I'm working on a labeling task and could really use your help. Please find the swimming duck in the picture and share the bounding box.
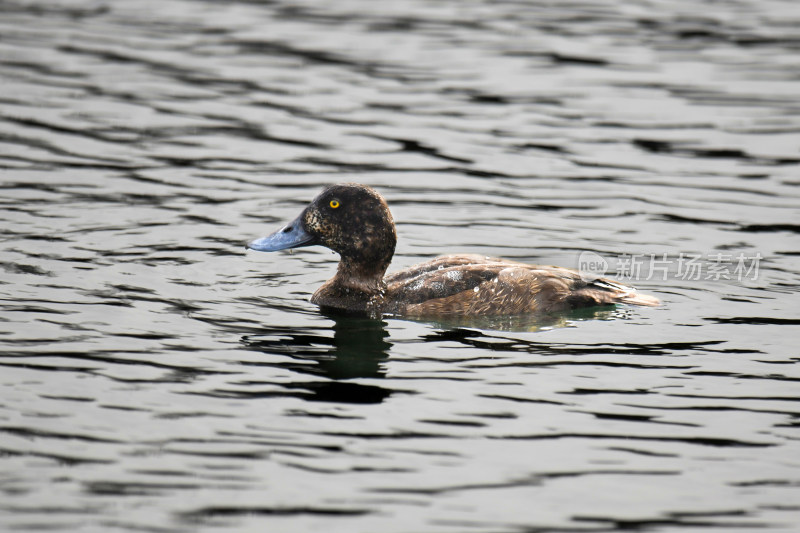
[247,183,659,318]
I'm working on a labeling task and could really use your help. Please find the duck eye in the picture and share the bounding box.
[329,200,340,209]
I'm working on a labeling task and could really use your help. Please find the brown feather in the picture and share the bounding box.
[383,255,659,318]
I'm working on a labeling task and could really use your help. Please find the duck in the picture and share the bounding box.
[246,183,659,318]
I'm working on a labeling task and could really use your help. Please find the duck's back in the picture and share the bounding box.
[382,254,658,317]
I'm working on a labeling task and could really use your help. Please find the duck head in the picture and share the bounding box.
[247,183,397,281]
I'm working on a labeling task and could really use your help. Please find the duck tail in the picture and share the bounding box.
[616,291,660,307]
[587,278,661,307]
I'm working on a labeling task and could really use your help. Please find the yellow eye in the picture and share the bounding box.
[329,200,340,209]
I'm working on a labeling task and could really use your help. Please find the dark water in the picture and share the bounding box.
[1,0,799,531]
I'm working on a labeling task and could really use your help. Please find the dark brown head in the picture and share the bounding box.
[247,183,397,279]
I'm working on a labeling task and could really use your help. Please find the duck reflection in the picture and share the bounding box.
[417,305,620,332]
[241,314,395,404]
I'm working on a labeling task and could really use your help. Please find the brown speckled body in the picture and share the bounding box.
[252,183,660,318]
[381,254,658,317]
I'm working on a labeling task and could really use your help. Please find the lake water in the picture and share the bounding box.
[1,0,799,531]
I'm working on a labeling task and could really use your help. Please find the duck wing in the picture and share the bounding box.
[384,254,658,317]
[384,255,507,307]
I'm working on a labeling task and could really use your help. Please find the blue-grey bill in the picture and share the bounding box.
[247,215,316,252]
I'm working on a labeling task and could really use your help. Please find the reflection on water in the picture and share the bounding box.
[413,305,622,332]
[1,0,799,531]
[242,315,395,403]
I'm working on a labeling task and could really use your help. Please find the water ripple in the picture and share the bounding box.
[1,0,799,532]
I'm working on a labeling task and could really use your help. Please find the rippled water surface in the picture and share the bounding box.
[2,0,800,531]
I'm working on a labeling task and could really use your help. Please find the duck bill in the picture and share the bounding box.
[247,213,316,252]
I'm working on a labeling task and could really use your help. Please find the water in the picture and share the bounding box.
[1,0,799,531]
